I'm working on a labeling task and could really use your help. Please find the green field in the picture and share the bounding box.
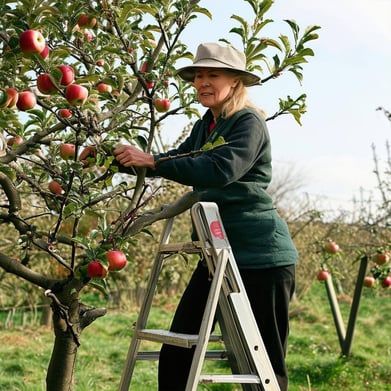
[0,283,390,390]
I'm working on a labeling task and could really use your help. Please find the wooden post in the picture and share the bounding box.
[342,255,368,356]
[324,256,368,356]
[324,273,346,350]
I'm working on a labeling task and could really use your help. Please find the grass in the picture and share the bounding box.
[0,283,390,390]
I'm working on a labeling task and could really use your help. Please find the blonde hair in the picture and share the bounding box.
[221,75,260,118]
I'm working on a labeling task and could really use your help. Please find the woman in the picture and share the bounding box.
[83,42,298,391]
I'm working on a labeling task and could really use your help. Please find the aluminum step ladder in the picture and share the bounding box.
[119,202,280,391]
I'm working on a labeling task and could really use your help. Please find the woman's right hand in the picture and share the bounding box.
[79,145,97,167]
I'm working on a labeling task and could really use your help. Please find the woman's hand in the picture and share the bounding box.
[113,145,155,169]
[79,145,97,167]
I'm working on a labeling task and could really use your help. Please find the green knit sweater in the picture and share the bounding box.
[147,108,298,269]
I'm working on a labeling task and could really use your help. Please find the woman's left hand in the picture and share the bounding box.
[112,145,155,169]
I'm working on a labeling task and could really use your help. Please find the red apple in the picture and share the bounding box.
[106,250,127,271]
[49,181,64,195]
[40,45,50,59]
[373,252,389,266]
[16,91,36,111]
[145,79,154,89]
[77,15,97,28]
[381,275,391,288]
[323,240,340,254]
[140,60,151,73]
[87,260,108,279]
[37,73,56,94]
[96,59,104,67]
[59,143,76,160]
[96,82,112,93]
[19,29,46,54]
[154,98,171,112]
[58,108,72,118]
[65,84,89,106]
[7,137,23,147]
[1,88,18,109]
[363,276,375,288]
[57,65,75,86]
[317,269,329,281]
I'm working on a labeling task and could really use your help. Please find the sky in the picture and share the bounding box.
[162,0,391,214]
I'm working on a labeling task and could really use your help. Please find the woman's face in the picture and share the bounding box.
[193,68,238,117]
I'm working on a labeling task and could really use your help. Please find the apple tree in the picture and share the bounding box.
[0,0,320,389]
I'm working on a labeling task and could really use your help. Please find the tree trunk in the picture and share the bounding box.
[46,319,78,391]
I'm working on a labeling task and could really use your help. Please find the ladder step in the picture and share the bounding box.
[159,241,203,254]
[199,374,260,384]
[137,329,222,348]
[136,350,228,361]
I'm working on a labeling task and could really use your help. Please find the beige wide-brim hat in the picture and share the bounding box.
[176,42,261,87]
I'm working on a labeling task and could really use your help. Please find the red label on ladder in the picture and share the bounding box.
[210,220,224,239]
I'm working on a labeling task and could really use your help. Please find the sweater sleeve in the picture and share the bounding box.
[152,111,269,188]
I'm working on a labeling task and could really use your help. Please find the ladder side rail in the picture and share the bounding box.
[119,217,176,391]
[223,250,281,391]
[185,249,230,391]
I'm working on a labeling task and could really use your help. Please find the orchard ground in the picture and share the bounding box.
[0,280,390,391]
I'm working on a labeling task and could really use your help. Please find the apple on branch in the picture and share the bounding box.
[57,65,75,87]
[381,275,391,288]
[372,251,390,266]
[58,108,72,118]
[77,14,97,29]
[19,29,46,55]
[106,250,128,271]
[37,73,57,95]
[40,45,50,59]
[7,137,23,147]
[96,82,112,93]
[87,260,108,279]
[16,91,36,111]
[1,88,19,109]
[323,239,340,254]
[59,143,76,160]
[48,181,64,195]
[317,269,329,282]
[154,98,171,112]
[65,84,89,106]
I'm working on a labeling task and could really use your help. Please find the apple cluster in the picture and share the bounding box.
[1,28,90,116]
[363,250,391,289]
[0,86,37,111]
[86,250,128,279]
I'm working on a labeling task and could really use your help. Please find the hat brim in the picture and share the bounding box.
[176,62,261,87]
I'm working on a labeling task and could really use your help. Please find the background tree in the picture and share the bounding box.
[0,0,320,389]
